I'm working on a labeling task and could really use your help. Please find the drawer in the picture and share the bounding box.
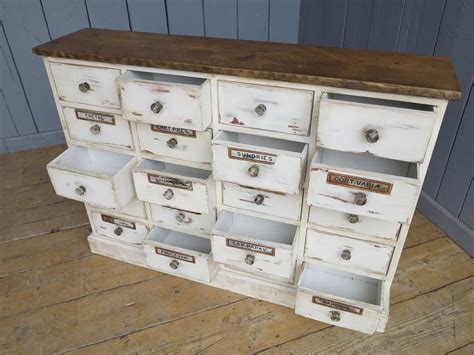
[212,211,298,280]
[117,71,211,130]
[212,131,308,195]
[307,148,420,223]
[150,204,216,234]
[50,62,120,108]
[317,93,436,162]
[308,206,401,241]
[222,182,303,221]
[295,263,385,334]
[47,146,136,209]
[218,81,314,136]
[63,107,133,150]
[137,123,212,163]
[305,229,394,277]
[143,227,215,282]
[132,159,215,214]
[90,211,148,244]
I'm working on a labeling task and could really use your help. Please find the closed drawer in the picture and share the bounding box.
[308,206,401,241]
[295,263,385,334]
[137,123,212,163]
[50,62,120,108]
[212,131,308,195]
[132,159,215,214]
[222,182,303,221]
[150,204,216,234]
[47,146,135,209]
[63,107,134,150]
[218,81,314,136]
[143,227,215,282]
[307,148,420,223]
[317,93,436,162]
[305,229,394,277]
[117,71,211,131]
[212,211,298,280]
[90,211,148,244]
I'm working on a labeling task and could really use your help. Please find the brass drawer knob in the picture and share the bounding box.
[247,165,259,177]
[75,185,86,196]
[254,194,265,205]
[167,138,178,148]
[175,212,185,223]
[347,214,359,224]
[341,249,352,260]
[169,259,179,270]
[90,124,101,135]
[330,311,341,322]
[163,188,174,200]
[365,128,379,143]
[255,104,267,116]
[245,254,255,265]
[150,101,163,114]
[354,192,367,206]
[114,227,123,236]
[78,82,90,93]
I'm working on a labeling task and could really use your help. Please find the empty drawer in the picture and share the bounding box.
[90,211,148,244]
[150,204,216,234]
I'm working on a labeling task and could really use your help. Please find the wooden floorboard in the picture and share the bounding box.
[0,145,472,354]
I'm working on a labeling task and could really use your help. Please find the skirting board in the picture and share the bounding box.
[0,130,65,153]
[417,191,474,256]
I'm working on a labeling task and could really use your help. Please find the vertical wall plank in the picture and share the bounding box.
[321,0,347,47]
[42,0,90,39]
[459,180,474,229]
[167,0,204,36]
[127,0,168,33]
[0,0,59,133]
[86,0,130,31]
[238,0,269,41]
[342,0,374,49]
[0,140,7,154]
[298,0,324,45]
[368,0,405,51]
[204,0,238,39]
[0,90,17,139]
[269,0,301,43]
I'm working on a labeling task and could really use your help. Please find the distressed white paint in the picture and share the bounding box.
[150,204,216,234]
[90,211,148,244]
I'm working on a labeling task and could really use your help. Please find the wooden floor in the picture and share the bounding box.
[0,145,472,354]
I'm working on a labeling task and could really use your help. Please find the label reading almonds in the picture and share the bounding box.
[101,214,136,230]
[150,125,197,137]
[155,247,195,263]
[147,174,193,191]
[226,238,275,256]
[312,296,364,315]
[326,172,392,195]
[75,109,115,125]
[228,148,277,165]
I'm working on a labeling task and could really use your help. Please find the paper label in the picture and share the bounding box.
[228,148,277,165]
[75,109,115,125]
[226,238,275,256]
[155,247,195,263]
[326,172,392,195]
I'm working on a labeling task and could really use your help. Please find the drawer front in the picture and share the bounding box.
[318,94,435,162]
[50,62,120,108]
[211,234,295,280]
[308,169,419,223]
[308,206,401,241]
[222,183,302,220]
[91,212,148,244]
[218,81,314,135]
[150,204,216,234]
[63,107,134,150]
[305,229,394,276]
[138,124,212,163]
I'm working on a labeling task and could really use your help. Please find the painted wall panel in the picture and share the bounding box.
[167,0,205,36]
[86,0,130,30]
[269,0,301,44]
[238,0,269,40]
[342,0,374,49]
[42,0,90,39]
[460,180,474,230]
[204,0,238,39]
[127,0,168,33]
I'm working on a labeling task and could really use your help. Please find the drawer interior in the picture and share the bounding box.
[136,159,212,180]
[214,211,297,246]
[300,263,382,306]
[119,70,207,87]
[146,227,211,254]
[215,131,306,154]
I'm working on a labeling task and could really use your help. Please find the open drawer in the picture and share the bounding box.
[117,71,211,131]
[211,211,298,280]
[212,131,308,195]
[47,145,136,209]
[295,263,386,334]
[307,148,420,223]
[143,226,215,282]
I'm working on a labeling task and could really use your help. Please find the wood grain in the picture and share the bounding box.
[32,28,461,100]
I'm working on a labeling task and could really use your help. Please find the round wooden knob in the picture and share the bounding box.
[114,227,123,236]
[354,192,367,206]
[247,165,259,177]
[90,124,101,135]
[163,188,174,200]
[347,214,359,224]
[150,101,163,114]
[341,249,352,260]
[245,254,255,265]
[75,185,86,196]
[255,104,267,116]
[169,260,179,270]
[167,138,178,148]
[175,212,185,223]
[365,128,379,143]
[78,82,90,93]
[330,311,341,322]
[254,194,265,205]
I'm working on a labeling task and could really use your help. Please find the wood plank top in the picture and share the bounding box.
[33,28,461,100]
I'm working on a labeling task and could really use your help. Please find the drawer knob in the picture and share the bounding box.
[150,101,163,114]
[90,124,101,135]
[354,192,367,206]
[163,188,174,200]
[169,259,179,270]
[254,194,265,205]
[347,214,359,224]
[114,227,123,236]
[255,104,267,116]
[167,138,178,148]
[75,185,86,196]
[175,212,185,223]
[341,249,352,260]
[365,129,379,143]
[78,82,90,93]
[330,311,341,322]
[247,165,259,177]
[245,254,255,265]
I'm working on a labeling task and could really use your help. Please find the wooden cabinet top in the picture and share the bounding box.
[33,28,461,100]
